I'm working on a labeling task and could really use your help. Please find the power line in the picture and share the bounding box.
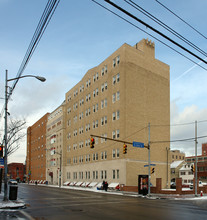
[0,0,60,121]
[155,0,207,41]
[151,134,207,144]
[125,0,207,57]
[103,0,207,65]
[91,0,207,71]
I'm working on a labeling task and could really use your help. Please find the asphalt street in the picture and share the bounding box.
[1,184,207,220]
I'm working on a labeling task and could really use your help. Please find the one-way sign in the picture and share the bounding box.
[133,141,144,148]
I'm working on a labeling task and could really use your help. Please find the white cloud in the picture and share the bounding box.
[170,100,207,157]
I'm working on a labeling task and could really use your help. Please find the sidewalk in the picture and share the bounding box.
[0,193,25,209]
[39,183,207,200]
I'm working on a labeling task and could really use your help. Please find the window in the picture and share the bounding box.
[105,98,107,107]
[101,117,104,126]
[93,90,96,97]
[96,88,99,95]
[101,100,104,109]
[113,76,116,84]
[117,169,119,179]
[96,103,98,111]
[105,65,107,73]
[112,149,116,158]
[88,79,91,86]
[112,112,116,121]
[116,130,120,138]
[112,94,116,103]
[101,84,104,92]
[117,91,120,101]
[101,68,104,76]
[113,58,116,67]
[104,151,107,159]
[117,110,120,120]
[96,72,99,80]
[117,73,120,82]
[96,120,98,128]
[93,74,96,82]
[93,121,95,129]
[117,149,120,158]
[104,82,107,90]
[112,131,116,139]
[105,170,107,179]
[105,116,107,124]
[117,56,120,65]
[113,170,116,179]
[101,152,104,160]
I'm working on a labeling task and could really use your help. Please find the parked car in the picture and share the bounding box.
[8,179,18,185]
[190,181,205,189]
[170,182,176,189]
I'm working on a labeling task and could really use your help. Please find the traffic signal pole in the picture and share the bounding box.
[148,123,151,196]
[195,120,198,196]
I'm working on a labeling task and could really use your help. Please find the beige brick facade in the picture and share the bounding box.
[63,39,170,188]
[46,104,66,185]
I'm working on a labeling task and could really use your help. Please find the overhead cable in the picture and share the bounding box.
[125,0,207,57]
[91,0,207,71]
[103,0,207,65]
[155,0,207,41]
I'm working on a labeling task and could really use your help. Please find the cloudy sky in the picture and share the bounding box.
[0,0,207,163]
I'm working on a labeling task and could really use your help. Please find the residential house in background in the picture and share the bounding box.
[8,163,25,182]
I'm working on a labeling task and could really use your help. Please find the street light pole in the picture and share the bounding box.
[3,70,46,201]
[55,151,62,188]
[4,70,9,201]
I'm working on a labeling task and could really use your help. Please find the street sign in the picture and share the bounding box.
[144,164,156,167]
[133,141,144,148]
[0,158,4,166]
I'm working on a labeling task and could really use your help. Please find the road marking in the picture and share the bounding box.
[19,210,35,220]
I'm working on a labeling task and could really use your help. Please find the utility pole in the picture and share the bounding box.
[166,147,169,188]
[148,122,151,195]
[4,70,8,201]
[195,120,198,196]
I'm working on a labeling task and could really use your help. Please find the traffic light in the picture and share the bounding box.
[151,167,155,174]
[0,145,3,157]
[123,144,127,154]
[191,165,195,172]
[90,138,95,148]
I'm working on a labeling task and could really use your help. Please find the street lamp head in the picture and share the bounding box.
[35,76,46,82]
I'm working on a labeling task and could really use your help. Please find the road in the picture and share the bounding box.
[1,184,207,219]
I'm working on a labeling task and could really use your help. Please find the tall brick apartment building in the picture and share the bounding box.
[26,113,49,181]
[63,39,170,188]
[27,38,170,188]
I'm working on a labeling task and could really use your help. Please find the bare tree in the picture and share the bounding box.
[6,118,26,156]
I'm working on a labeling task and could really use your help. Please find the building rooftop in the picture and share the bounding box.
[170,160,184,169]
